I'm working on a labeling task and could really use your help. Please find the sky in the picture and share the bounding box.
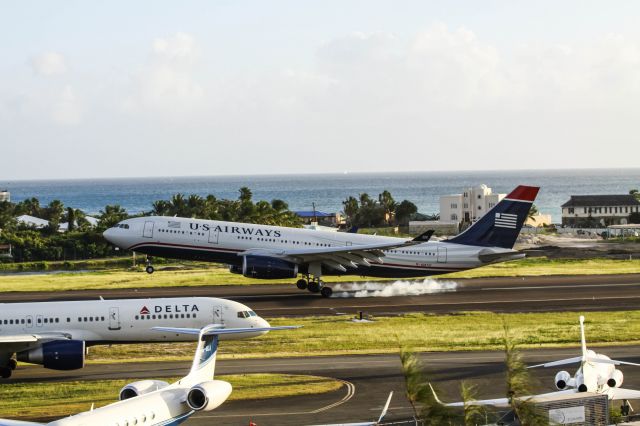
[1,0,640,180]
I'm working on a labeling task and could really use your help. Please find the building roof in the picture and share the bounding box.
[16,214,50,228]
[294,211,334,218]
[561,195,640,208]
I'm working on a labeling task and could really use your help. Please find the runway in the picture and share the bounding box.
[10,346,640,425]
[3,273,640,316]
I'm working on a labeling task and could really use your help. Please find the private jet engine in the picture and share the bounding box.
[16,340,85,370]
[119,380,170,400]
[242,255,298,279]
[554,371,571,390]
[228,265,242,274]
[607,369,624,388]
[186,380,233,411]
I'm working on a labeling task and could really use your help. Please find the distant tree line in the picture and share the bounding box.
[342,190,422,228]
[0,187,300,263]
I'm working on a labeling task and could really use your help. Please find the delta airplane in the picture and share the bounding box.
[0,297,270,379]
[432,316,640,414]
[103,185,539,297]
[0,323,297,426]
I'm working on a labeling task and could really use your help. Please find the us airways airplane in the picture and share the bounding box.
[0,324,297,426]
[103,185,539,298]
[0,297,270,379]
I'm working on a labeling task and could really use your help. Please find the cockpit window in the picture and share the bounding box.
[113,223,130,229]
[248,311,257,317]
[237,311,251,318]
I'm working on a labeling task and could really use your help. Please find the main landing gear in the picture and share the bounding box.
[0,359,17,379]
[621,399,633,417]
[145,256,155,274]
[296,277,333,298]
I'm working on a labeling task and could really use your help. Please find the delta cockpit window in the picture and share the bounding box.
[237,310,258,318]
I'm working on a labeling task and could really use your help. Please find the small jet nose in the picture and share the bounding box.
[103,228,114,242]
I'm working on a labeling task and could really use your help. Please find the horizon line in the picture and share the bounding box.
[3,166,640,184]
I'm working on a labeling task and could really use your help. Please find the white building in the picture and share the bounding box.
[440,184,505,224]
[0,190,9,202]
[561,195,640,227]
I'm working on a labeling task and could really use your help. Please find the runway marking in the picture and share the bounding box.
[198,378,356,419]
[259,295,640,311]
[482,283,640,291]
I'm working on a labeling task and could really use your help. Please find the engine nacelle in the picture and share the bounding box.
[242,255,298,279]
[17,340,85,370]
[119,380,170,400]
[555,371,571,390]
[186,380,233,412]
[228,265,243,274]
[607,369,624,388]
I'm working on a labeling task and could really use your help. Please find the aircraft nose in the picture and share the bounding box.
[256,317,270,330]
[103,228,114,242]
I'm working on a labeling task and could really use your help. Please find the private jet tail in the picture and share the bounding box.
[152,325,300,385]
[529,316,640,370]
[447,185,540,249]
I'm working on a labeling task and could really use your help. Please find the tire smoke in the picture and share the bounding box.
[331,279,458,298]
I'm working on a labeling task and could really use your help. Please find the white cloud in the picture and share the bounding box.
[30,52,67,76]
[152,32,198,62]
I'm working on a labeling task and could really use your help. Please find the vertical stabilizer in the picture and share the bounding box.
[446,185,540,249]
[579,315,588,360]
[185,326,219,385]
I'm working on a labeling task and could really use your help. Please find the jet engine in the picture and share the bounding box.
[186,380,233,411]
[119,380,170,400]
[242,255,298,279]
[607,369,624,388]
[17,340,85,370]
[554,371,571,390]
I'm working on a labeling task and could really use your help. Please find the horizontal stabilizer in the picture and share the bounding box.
[609,387,640,400]
[152,325,300,335]
[0,420,45,426]
[528,356,583,369]
[586,357,640,367]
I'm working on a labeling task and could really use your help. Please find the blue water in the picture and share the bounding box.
[3,169,640,223]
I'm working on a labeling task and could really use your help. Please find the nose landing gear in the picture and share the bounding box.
[145,256,155,274]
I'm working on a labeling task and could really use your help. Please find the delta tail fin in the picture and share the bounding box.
[446,185,540,249]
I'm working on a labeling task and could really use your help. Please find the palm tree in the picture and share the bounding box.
[528,203,539,222]
[98,205,128,229]
[460,381,486,426]
[169,193,187,216]
[378,190,397,225]
[502,319,546,425]
[342,196,359,226]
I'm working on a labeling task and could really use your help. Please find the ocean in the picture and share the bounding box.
[3,169,640,223]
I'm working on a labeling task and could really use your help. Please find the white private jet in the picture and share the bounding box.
[0,297,270,378]
[0,324,298,426]
[104,186,539,297]
[432,316,640,414]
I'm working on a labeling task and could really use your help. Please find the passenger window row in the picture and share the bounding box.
[115,411,155,426]
[135,313,197,320]
[78,316,106,322]
[159,229,205,236]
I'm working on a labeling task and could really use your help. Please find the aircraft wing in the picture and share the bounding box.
[239,240,419,272]
[0,420,45,426]
[0,333,72,353]
[608,387,640,400]
[431,383,576,407]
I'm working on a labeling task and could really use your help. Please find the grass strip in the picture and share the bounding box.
[83,311,640,363]
[0,374,342,419]
[1,257,640,292]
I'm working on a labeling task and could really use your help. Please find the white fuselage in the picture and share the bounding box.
[0,297,269,348]
[104,216,515,278]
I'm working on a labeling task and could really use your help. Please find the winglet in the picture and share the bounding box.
[413,230,434,242]
[580,315,588,360]
[377,392,393,424]
[429,383,445,405]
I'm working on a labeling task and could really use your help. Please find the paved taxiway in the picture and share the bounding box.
[3,273,640,316]
[11,346,640,425]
